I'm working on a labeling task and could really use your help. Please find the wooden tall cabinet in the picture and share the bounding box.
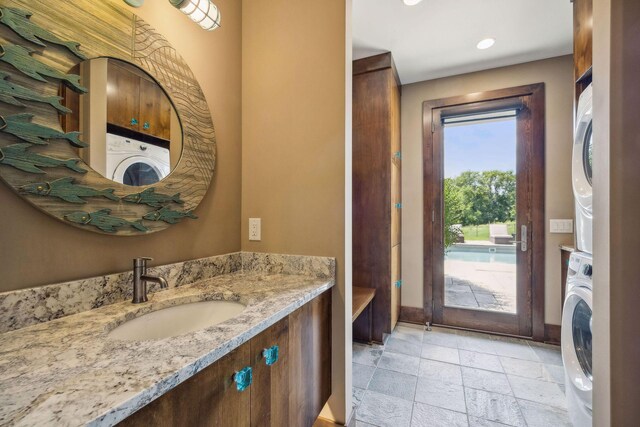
[353,52,402,343]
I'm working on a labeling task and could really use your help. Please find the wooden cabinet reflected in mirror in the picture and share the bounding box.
[60,58,182,187]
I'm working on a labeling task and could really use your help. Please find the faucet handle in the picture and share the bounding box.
[133,257,153,268]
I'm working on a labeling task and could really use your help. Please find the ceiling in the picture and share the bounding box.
[352,0,573,85]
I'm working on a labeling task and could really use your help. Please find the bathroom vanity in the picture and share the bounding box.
[0,252,334,426]
[120,291,330,427]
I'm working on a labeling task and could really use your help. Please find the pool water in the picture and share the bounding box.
[445,248,516,265]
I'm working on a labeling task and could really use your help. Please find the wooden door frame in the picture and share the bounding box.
[422,83,546,341]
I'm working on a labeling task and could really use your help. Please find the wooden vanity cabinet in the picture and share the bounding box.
[107,61,172,141]
[119,290,331,427]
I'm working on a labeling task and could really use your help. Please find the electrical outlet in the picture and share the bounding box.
[550,219,574,233]
[249,218,261,241]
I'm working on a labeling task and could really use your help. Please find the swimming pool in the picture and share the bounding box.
[445,245,516,265]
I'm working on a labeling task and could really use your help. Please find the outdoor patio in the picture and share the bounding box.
[444,258,517,313]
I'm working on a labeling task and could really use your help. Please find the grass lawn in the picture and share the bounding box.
[460,222,516,241]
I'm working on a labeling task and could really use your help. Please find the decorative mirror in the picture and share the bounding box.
[0,1,216,235]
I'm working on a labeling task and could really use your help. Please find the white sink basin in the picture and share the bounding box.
[108,300,246,341]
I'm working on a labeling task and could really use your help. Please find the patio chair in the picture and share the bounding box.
[489,224,513,244]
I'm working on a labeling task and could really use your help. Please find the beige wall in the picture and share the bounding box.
[241,0,350,422]
[592,0,611,422]
[401,55,574,325]
[594,0,640,424]
[0,0,242,291]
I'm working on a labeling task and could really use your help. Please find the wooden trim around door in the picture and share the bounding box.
[422,83,546,341]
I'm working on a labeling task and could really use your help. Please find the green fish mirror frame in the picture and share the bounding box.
[0,1,217,235]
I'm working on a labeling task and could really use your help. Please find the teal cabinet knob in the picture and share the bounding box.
[143,121,150,130]
[234,366,252,391]
[130,118,138,126]
[262,345,279,366]
[395,280,402,288]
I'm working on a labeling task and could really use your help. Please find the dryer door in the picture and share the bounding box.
[573,84,593,214]
[112,156,168,186]
[562,284,593,407]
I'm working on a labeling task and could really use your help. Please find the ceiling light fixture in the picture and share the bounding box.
[403,0,424,5]
[476,38,496,50]
[123,0,221,31]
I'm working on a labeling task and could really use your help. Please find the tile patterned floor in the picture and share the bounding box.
[353,323,570,427]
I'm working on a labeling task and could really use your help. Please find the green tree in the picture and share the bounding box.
[443,178,464,250]
[446,170,516,228]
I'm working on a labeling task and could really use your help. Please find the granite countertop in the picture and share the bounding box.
[0,271,334,427]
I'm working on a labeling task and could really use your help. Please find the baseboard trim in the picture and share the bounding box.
[544,323,561,345]
[399,306,426,325]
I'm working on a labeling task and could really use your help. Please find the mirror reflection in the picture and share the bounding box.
[60,58,182,186]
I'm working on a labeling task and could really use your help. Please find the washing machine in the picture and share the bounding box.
[106,133,170,186]
[562,251,593,427]
[573,84,593,254]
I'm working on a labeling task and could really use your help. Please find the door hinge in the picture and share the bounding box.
[432,210,435,222]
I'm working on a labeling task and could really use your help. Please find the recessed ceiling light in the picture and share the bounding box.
[477,38,496,50]
[403,0,423,5]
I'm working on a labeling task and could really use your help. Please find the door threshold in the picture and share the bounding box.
[430,323,533,341]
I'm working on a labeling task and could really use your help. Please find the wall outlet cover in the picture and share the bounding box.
[249,218,261,241]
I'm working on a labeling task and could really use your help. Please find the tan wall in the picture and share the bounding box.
[594,0,640,424]
[592,0,611,422]
[401,55,575,325]
[85,58,108,176]
[0,0,242,291]
[241,0,349,422]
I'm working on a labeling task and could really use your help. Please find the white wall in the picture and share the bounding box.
[400,55,574,325]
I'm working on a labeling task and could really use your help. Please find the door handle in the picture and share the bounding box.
[513,225,528,252]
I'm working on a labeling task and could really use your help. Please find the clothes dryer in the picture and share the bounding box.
[573,84,593,254]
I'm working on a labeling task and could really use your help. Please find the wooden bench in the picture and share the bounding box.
[352,286,376,344]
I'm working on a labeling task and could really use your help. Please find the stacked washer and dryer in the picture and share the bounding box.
[562,83,594,427]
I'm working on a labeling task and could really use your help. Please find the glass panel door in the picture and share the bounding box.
[443,115,517,314]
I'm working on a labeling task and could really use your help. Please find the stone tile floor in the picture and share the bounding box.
[445,259,517,313]
[353,323,570,427]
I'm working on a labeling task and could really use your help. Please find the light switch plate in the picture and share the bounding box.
[550,219,574,234]
[249,218,261,241]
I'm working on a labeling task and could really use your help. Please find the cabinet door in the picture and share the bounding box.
[573,0,593,81]
[391,244,401,330]
[139,77,172,140]
[250,317,289,426]
[288,290,332,427]
[107,62,140,132]
[118,341,251,427]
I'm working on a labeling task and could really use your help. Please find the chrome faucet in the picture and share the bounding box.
[132,257,168,303]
